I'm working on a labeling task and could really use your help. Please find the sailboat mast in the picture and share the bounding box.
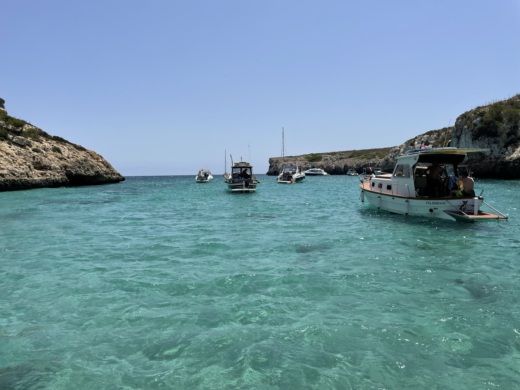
[282,127,285,159]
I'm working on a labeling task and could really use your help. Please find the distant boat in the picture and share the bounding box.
[227,161,257,193]
[277,164,305,184]
[277,127,306,184]
[304,168,329,176]
[223,150,231,182]
[346,169,359,176]
[195,169,213,183]
[360,147,508,221]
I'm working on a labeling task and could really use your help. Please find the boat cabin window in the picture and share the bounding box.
[413,162,457,197]
[393,164,411,177]
[232,167,252,179]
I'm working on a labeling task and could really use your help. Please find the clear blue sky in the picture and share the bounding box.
[2,0,520,175]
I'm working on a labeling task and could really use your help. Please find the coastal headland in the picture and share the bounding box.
[268,94,520,179]
[0,98,124,191]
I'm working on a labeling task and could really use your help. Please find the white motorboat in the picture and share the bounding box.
[359,147,508,221]
[227,161,257,193]
[304,168,329,176]
[346,169,359,176]
[195,169,213,183]
[277,164,305,184]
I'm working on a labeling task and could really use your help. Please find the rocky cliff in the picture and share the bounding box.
[451,95,520,178]
[0,98,124,191]
[267,147,392,175]
[267,94,520,178]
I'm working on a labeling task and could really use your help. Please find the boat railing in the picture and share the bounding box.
[482,200,509,219]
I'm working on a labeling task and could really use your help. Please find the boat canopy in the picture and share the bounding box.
[397,147,489,166]
[416,153,466,165]
[232,162,252,169]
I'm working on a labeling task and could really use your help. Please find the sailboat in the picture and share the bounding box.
[223,149,231,182]
[277,127,305,184]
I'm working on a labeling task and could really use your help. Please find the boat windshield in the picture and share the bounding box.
[232,167,252,178]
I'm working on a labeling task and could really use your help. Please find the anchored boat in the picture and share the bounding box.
[277,164,305,184]
[227,161,258,193]
[359,147,508,221]
[277,127,305,184]
[195,169,213,183]
[304,168,329,176]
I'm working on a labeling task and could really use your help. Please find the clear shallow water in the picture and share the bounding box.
[1,175,519,389]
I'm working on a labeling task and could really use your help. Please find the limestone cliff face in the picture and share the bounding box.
[267,94,520,178]
[451,95,520,178]
[0,98,124,191]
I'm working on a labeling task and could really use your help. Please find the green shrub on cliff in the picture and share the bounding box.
[305,153,322,162]
[0,110,26,127]
[23,127,41,141]
[0,127,8,140]
[469,96,520,144]
[346,148,392,159]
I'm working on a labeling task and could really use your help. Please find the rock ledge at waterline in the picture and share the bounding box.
[0,98,124,191]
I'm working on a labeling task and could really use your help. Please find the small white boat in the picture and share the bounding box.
[359,147,508,221]
[195,169,213,183]
[227,161,257,193]
[277,164,305,184]
[346,169,359,176]
[304,168,329,176]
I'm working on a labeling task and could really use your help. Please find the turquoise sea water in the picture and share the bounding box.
[1,175,519,389]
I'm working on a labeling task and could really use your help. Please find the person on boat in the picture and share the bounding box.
[447,165,458,192]
[458,170,475,197]
[420,140,432,150]
[427,163,443,197]
[241,169,250,180]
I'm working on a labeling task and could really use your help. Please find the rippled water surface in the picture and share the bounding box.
[1,176,519,389]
